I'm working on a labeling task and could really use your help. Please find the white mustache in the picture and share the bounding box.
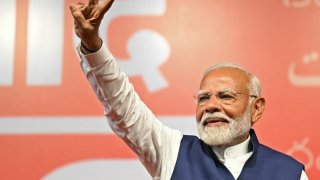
[200,112,233,126]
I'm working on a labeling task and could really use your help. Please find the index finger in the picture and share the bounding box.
[101,0,115,13]
[70,4,90,30]
[88,0,98,5]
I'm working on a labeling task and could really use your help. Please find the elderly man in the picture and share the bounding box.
[70,0,307,179]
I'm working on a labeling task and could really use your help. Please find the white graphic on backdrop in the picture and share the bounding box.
[0,116,197,135]
[287,137,320,170]
[288,51,320,86]
[27,0,64,85]
[0,0,169,89]
[284,0,320,7]
[73,0,169,91]
[117,30,170,92]
[0,0,64,86]
[99,0,169,92]
[42,160,150,180]
[0,1,16,86]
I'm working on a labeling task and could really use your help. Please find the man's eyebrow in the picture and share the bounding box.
[197,89,209,93]
[197,88,238,95]
[219,89,236,93]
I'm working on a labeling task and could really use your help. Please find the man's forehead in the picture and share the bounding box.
[200,67,250,89]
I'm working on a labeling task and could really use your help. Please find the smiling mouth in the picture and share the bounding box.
[204,118,229,126]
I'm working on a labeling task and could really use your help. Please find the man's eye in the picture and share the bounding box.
[218,93,236,100]
[198,94,210,102]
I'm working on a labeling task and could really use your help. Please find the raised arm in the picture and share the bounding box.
[69,1,183,179]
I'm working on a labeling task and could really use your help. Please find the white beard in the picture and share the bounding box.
[197,106,252,147]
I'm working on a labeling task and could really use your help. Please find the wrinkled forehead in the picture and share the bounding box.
[200,67,251,92]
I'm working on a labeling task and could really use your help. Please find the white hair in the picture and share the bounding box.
[202,63,262,97]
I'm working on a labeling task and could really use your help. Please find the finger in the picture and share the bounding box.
[69,3,85,13]
[82,4,93,17]
[69,3,78,13]
[72,2,86,15]
[101,0,115,13]
[80,5,90,17]
[70,4,90,30]
[70,4,81,32]
[88,0,98,5]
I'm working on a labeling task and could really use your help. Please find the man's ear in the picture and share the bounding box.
[250,97,265,125]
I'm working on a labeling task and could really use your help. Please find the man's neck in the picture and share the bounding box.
[212,135,251,160]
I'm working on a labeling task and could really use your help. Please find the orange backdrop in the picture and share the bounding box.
[0,0,319,179]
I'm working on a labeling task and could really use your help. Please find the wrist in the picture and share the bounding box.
[81,38,102,53]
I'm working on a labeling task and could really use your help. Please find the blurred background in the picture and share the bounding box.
[0,0,319,179]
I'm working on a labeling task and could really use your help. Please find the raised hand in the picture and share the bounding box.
[70,0,114,51]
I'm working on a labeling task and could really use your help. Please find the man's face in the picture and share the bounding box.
[196,67,253,147]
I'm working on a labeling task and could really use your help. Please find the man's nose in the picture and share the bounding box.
[204,95,222,113]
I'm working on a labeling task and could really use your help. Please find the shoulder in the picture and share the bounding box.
[257,143,304,168]
[180,135,202,144]
[179,135,203,149]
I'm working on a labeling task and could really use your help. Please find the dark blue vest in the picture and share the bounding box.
[171,129,304,180]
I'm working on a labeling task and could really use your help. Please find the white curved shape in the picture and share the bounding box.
[287,138,313,169]
[73,0,169,92]
[288,63,320,86]
[291,0,310,8]
[42,159,150,180]
[100,0,168,92]
[99,0,166,47]
[117,30,170,92]
[73,0,166,50]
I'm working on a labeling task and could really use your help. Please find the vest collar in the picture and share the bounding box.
[249,128,260,153]
[207,129,259,160]
[202,129,260,160]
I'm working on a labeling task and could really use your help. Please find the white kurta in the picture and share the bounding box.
[77,43,308,180]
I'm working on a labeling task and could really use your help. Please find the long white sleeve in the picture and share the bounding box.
[77,43,183,180]
[76,43,308,180]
